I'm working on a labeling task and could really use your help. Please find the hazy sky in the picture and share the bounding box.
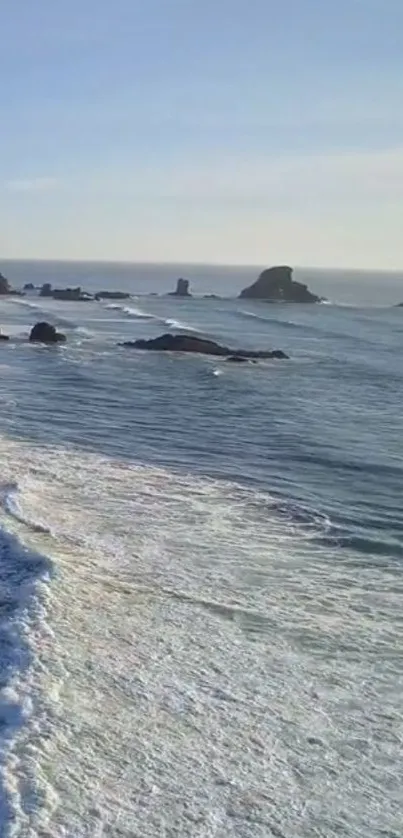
[0,0,402,267]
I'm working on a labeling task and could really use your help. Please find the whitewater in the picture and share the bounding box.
[0,261,402,837]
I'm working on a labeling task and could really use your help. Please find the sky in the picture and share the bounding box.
[0,0,402,268]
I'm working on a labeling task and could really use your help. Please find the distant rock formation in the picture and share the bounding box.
[120,332,288,359]
[0,273,11,295]
[239,266,320,303]
[29,322,66,343]
[169,278,191,297]
[0,272,21,295]
[23,282,35,291]
[52,287,92,301]
[94,291,131,300]
[0,330,9,341]
[395,302,403,307]
[40,283,92,301]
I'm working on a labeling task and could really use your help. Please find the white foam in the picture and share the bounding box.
[104,303,154,319]
[0,437,400,836]
[163,318,197,331]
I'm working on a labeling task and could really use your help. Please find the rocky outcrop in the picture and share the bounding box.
[29,322,66,343]
[94,291,131,300]
[0,272,21,295]
[23,283,35,291]
[120,332,288,359]
[0,273,11,295]
[169,279,191,297]
[52,287,92,301]
[239,266,320,303]
[40,283,53,297]
[0,331,9,341]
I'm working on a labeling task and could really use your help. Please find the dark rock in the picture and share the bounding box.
[52,287,92,301]
[29,322,66,343]
[169,278,191,297]
[23,283,35,291]
[226,355,251,363]
[0,273,22,296]
[40,283,53,297]
[0,273,12,295]
[204,294,220,299]
[395,302,403,307]
[119,332,288,359]
[239,266,321,303]
[94,291,131,300]
[0,333,10,341]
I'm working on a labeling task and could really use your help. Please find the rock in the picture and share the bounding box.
[23,283,35,291]
[204,294,220,299]
[119,332,288,359]
[226,355,251,363]
[0,273,12,295]
[395,302,403,307]
[239,266,321,303]
[169,278,191,297]
[0,332,9,341]
[52,287,92,301]
[40,283,53,297]
[94,291,131,300]
[29,322,66,343]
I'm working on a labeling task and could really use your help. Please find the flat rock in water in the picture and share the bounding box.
[119,333,288,359]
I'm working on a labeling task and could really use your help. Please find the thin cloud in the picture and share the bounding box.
[6,177,61,193]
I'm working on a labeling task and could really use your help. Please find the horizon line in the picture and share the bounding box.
[0,256,402,275]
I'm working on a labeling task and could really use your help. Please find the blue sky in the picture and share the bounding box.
[0,0,402,267]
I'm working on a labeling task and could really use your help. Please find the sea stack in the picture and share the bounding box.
[239,266,320,303]
[169,278,191,297]
[0,273,11,295]
[29,322,66,343]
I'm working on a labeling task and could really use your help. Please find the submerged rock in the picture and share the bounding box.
[95,291,131,300]
[239,266,320,303]
[226,355,255,363]
[29,322,66,343]
[120,332,288,359]
[169,278,191,297]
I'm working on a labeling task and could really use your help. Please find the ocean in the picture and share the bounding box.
[0,260,402,837]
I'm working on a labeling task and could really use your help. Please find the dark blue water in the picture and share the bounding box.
[0,261,402,836]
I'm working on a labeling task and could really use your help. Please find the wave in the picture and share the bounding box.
[0,483,51,535]
[104,303,153,319]
[0,519,53,833]
[163,318,198,332]
[104,301,199,332]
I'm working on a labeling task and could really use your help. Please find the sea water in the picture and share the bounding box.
[0,261,402,837]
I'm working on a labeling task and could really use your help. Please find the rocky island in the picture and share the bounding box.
[120,333,288,360]
[239,266,321,303]
[169,278,192,297]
